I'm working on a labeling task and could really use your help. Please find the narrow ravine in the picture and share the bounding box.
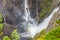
[27,6,59,38]
[20,0,60,38]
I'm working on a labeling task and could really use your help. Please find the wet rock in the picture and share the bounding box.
[3,24,17,36]
[28,0,58,23]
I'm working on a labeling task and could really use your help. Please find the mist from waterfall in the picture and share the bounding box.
[20,0,59,38]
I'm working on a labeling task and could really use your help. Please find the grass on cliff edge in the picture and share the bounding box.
[44,26,60,40]
[39,0,53,17]
[31,26,60,40]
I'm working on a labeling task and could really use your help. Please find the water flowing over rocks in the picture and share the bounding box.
[0,0,60,40]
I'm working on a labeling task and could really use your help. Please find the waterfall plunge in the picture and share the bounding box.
[21,0,59,38]
[27,7,59,38]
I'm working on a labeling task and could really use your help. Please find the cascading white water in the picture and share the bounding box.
[24,0,30,22]
[21,0,38,37]
[21,0,32,37]
[27,7,59,38]
[21,0,59,38]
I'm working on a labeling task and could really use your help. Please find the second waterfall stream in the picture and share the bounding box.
[20,0,59,38]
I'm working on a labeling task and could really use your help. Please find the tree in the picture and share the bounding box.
[11,29,20,40]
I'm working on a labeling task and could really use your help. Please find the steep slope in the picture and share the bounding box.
[46,5,60,32]
[0,0,59,40]
[28,0,59,23]
[30,0,60,40]
[0,0,58,25]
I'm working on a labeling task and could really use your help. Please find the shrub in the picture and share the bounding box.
[0,31,3,36]
[0,24,4,31]
[0,14,3,22]
[44,27,60,40]
[11,29,20,40]
[56,19,60,25]
[3,36,11,40]
[0,13,4,31]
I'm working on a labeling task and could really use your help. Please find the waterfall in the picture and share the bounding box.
[23,0,30,22]
[20,0,59,38]
[21,0,37,37]
[27,7,59,38]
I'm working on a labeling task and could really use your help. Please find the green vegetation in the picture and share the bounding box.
[0,13,20,40]
[56,19,60,25]
[40,0,53,17]
[0,31,3,36]
[31,26,60,40]
[11,29,20,40]
[0,13,3,22]
[0,13,4,36]
[44,26,60,40]
[0,13,4,31]
[0,24,4,31]
[3,36,11,40]
[39,29,46,35]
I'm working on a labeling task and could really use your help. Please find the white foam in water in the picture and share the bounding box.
[23,0,30,22]
[21,0,59,38]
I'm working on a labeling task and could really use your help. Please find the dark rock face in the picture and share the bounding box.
[20,37,29,40]
[3,24,17,36]
[1,0,25,25]
[28,0,42,18]
[28,0,37,18]
[28,0,55,23]
[0,0,56,25]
